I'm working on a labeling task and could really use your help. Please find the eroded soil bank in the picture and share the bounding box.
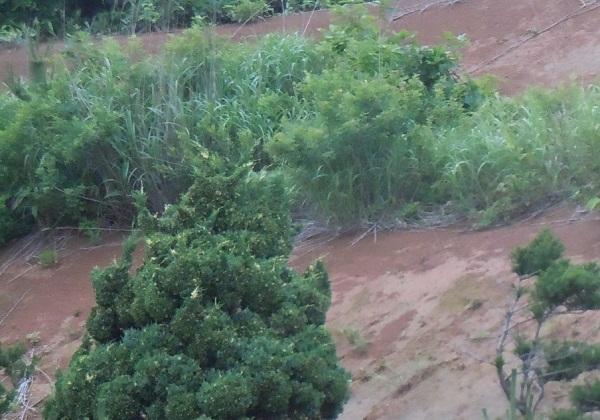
[1,0,600,418]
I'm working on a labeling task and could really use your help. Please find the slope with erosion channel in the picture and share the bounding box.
[1,0,600,418]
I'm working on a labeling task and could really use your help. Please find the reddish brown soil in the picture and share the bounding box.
[292,206,600,419]
[1,0,600,418]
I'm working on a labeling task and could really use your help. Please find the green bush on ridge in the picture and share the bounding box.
[267,8,485,227]
[0,27,319,244]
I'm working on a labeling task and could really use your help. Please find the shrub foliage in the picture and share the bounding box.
[0,341,37,416]
[2,4,600,243]
[496,229,600,418]
[43,156,350,419]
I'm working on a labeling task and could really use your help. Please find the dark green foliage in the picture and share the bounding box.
[513,334,532,364]
[534,261,600,312]
[0,0,358,35]
[497,230,600,416]
[550,408,588,420]
[510,229,565,276]
[543,341,600,382]
[571,380,600,413]
[43,157,350,419]
[0,194,31,247]
[0,85,100,227]
[512,228,600,318]
[267,68,476,226]
[266,6,485,226]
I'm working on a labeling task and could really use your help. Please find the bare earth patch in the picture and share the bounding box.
[1,0,600,418]
[292,206,600,419]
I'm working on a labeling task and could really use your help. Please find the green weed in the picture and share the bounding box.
[340,328,369,354]
[38,248,59,266]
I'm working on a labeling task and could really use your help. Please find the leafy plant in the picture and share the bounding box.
[267,19,479,227]
[0,341,38,417]
[38,248,59,266]
[78,219,101,242]
[340,328,368,354]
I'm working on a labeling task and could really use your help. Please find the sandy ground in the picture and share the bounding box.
[1,0,600,418]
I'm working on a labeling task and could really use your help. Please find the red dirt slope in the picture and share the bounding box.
[1,0,600,418]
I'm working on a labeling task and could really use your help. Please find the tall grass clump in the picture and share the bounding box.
[266,4,485,227]
[437,84,600,227]
[0,25,319,243]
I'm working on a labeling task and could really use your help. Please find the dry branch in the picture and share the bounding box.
[0,290,30,327]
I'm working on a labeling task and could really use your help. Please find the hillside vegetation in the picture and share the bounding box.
[1,4,599,243]
[1,2,600,418]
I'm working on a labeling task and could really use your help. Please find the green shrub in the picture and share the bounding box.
[550,408,588,420]
[0,26,320,237]
[38,248,59,266]
[0,341,37,416]
[267,23,479,226]
[571,380,600,413]
[510,228,565,276]
[43,156,350,419]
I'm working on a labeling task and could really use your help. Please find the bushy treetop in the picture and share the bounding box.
[44,155,350,419]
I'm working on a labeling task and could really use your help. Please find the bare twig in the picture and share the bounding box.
[457,348,492,365]
[496,281,523,405]
[35,367,53,385]
[0,290,30,327]
[6,265,37,285]
[0,232,41,277]
[302,0,321,36]
[351,225,376,245]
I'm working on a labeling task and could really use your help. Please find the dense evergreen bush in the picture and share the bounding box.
[43,156,350,419]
